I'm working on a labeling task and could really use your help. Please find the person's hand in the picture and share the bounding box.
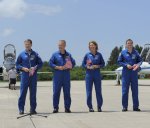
[55,66,64,70]
[132,64,137,68]
[133,64,140,71]
[127,65,133,69]
[87,66,94,70]
[63,66,68,70]
[64,66,72,70]
[29,67,36,72]
[22,67,30,72]
[93,65,100,69]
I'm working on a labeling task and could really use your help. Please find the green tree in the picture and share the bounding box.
[134,44,143,54]
[107,46,120,66]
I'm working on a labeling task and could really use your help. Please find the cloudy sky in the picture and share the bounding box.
[0,0,150,65]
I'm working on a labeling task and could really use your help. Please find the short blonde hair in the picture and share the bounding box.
[59,40,66,45]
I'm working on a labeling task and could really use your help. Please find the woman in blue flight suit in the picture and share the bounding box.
[117,39,142,112]
[82,41,105,112]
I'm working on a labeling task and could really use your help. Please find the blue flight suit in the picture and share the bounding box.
[16,50,43,112]
[117,48,142,109]
[82,52,105,109]
[49,51,76,109]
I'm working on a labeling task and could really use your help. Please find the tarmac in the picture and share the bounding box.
[0,80,150,128]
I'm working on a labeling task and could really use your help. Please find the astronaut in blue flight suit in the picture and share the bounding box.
[49,40,76,113]
[118,39,142,112]
[16,39,43,115]
[82,41,105,112]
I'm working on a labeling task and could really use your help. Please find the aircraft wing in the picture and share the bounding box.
[101,71,116,73]
[37,72,52,74]
[101,71,119,76]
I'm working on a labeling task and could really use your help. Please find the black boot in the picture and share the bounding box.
[89,108,94,112]
[122,108,128,112]
[53,108,59,113]
[30,110,37,115]
[133,108,141,112]
[65,108,71,113]
[19,110,24,115]
[98,107,102,112]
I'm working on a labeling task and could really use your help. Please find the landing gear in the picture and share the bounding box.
[116,74,121,86]
[117,80,120,85]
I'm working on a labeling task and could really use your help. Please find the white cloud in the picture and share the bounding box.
[0,0,62,19]
[0,0,27,19]
[29,5,62,16]
[0,28,15,37]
